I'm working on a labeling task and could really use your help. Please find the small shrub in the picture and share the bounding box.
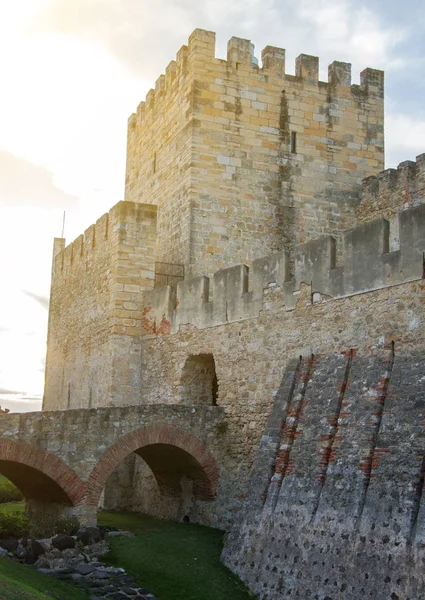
[0,511,31,539]
[0,479,23,504]
[55,514,80,536]
[29,510,81,538]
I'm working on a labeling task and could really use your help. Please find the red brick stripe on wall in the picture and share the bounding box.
[0,439,86,505]
[85,425,220,506]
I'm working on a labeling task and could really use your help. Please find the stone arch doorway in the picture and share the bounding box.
[86,425,219,523]
[0,439,85,529]
[180,353,218,405]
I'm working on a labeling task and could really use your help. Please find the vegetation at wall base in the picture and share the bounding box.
[99,511,254,600]
[0,511,30,539]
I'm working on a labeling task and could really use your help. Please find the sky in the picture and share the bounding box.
[0,0,424,412]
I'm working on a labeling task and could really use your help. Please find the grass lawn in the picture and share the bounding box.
[99,511,254,600]
[0,558,89,600]
[0,501,25,513]
[0,475,23,504]
[0,503,253,600]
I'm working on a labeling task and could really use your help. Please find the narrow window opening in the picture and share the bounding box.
[290,131,297,154]
[152,152,157,174]
[212,373,218,406]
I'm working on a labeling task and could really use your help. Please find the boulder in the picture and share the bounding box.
[76,526,102,545]
[0,539,18,552]
[24,538,45,564]
[52,533,76,550]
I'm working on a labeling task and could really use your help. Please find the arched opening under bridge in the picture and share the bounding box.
[89,425,219,524]
[0,440,85,534]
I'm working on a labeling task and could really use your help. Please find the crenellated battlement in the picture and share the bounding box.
[142,203,425,335]
[52,212,109,277]
[357,153,425,224]
[51,202,158,280]
[125,28,385,278]
[361,153,425,202]
[128,28,383,129]
[127,43,189,131]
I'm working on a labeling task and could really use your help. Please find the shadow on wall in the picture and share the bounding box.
[100,443,214,523]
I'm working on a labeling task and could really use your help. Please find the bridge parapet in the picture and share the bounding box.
[0,404,225,480]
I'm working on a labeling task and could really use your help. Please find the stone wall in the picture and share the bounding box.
[125,29,384,278]
[142,203,425,334]
[43,201,157,410]
[138,279,425,517]
[125,42,193,270]
[357,153,425,250]
[221,350,425,600]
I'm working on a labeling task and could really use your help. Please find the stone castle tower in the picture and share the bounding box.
[36,28,425,600]
[125,28,384,277]
[43,28,387,412]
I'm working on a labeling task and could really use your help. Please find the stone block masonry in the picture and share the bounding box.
[142,202,425,334]
[125,29,384,278]
[358,152,425,250]
[44,201,157,410]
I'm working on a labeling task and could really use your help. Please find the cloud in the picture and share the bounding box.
[386,113,425,168]
[33,0,198,78]
[22,290,49,311]
[33,0,406,78]
[295,0,406,71]
[0,388,25,395]
[0,151,78,208]
[0,394,42,413]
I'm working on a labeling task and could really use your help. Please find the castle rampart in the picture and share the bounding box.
[141,202,425,334]
[125,28,384,278]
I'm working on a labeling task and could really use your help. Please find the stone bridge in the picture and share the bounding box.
[0,404,225,525]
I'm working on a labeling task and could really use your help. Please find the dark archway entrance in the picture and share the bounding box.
[180,354,218,406]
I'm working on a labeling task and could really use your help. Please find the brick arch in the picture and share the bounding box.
[0,439,85,505]
[85,425,220,507]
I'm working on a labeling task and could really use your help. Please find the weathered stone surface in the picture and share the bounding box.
[222,351,425,599]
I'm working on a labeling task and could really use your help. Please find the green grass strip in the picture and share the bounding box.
[0,559,89,600]
[99,511,254,600]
